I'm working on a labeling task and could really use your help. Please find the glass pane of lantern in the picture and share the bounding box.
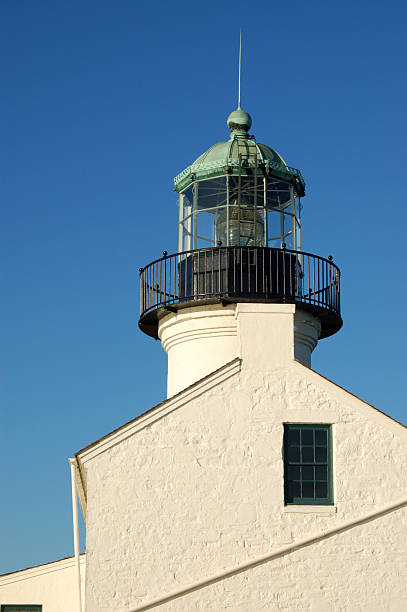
[229,176,255,207]
[196,177,227,210]
[264,177,296,248]
[195,210,215,248]
[265,177,291,210]
[181,219,192,252]
[180,186,194,252]
[183,185,194,209]
[221,176,265,247]
[281,211,294,249]
[215,205,264,247]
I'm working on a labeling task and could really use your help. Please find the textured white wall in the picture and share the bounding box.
[0,555,86,611]
[135,507,407,612]
[80,331,407,612]
[158,304,238,397]
[159,303,321,396]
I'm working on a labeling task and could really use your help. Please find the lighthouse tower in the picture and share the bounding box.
[139,106,342,397]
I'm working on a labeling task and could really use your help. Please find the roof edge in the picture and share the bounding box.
[0,553,86,581]
[76,357,242,466]
[174,156,304,194]
[293,359,407,431]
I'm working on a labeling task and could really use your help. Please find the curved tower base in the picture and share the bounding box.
[159,303,321,397]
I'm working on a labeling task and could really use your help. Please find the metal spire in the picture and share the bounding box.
[238,29,242,109]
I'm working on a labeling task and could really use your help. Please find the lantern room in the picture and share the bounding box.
[139,106,342,342]
[175,108,305,252]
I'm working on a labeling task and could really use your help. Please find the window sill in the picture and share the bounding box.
[284,505,337,514]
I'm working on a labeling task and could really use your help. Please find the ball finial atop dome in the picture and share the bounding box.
[227,107,252,135]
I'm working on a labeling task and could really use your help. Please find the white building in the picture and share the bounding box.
[2,106,406,612]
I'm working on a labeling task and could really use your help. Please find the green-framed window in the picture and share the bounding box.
[284,424,333,505]
[1,606,42,611]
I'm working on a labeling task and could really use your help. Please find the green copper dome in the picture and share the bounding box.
[174,108,305,196]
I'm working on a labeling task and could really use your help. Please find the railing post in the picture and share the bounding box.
[139,268,144,316]
[173,253,177,304]
[163,251,168,307]
[328,256,333,309]
[282,243,286,301]
[218,246,221,295]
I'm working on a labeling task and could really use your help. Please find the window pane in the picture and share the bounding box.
[315,446,327,463]
[315,429,327,445]
[286,481,301,501]
[302,446,314,463]
[287,428,300,445]
[287,465,301,480]
[301,429,314,445]
[315,465,327,481]
[302,482,314,497]
[292,481,301,497]
[315,481,328,498]
[287,445,300,462]
[302,465,314,481]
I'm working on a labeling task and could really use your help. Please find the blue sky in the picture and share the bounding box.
[1,0,407,574]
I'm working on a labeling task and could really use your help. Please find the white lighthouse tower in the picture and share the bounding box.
[139,105,342,397]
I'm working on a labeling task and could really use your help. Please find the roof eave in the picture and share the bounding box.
[75,357,242,494]
[174,163,305,195]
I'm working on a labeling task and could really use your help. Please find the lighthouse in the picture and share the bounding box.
[139,105,342,396]
[4,102,407,610]
[2,28,407,611]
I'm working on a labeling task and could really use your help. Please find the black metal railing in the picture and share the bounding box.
[139,247,341,339]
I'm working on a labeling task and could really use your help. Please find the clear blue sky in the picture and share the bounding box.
[2,0,407,574]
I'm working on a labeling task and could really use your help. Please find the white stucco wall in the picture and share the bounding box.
[78,305,407,611]
[133,507,407,611]
[0,554,86,611]
[158,304,238,397]
[159,304,320,397]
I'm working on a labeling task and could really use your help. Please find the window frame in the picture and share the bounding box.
[283,423,333,506]
[1,606,42,612]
